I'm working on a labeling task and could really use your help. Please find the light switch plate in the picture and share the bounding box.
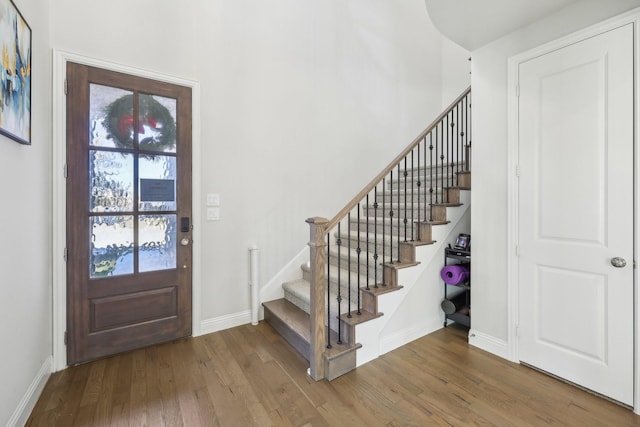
[206,193,220,206]
[207,207,220,221]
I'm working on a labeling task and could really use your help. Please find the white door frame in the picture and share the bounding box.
[507,10,640,413]
[51,50,202,371]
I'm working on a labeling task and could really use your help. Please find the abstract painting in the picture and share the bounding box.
[0,0,31,144]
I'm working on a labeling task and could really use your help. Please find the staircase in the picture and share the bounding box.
[263,87,471,380]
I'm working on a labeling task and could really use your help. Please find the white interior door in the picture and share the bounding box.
[518,23,634,406]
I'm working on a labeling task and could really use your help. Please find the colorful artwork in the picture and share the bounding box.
[0,0,31,144]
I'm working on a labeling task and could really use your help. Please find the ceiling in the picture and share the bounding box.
[424,0,583,50]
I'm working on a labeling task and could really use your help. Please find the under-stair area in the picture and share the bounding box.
[263,87,472,381]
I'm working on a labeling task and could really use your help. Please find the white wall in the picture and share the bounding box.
[195,0,446,321]
[0,0,52,425]
[198,0,451,321]
[49,1,451,328]
[441,38,470,109]
[470,0,640,343]
[50,1,198,80]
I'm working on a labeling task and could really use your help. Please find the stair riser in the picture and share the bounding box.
[391,164,465,177]
[398,162,467,175]
[348,218,434,235]
[458,171,471,189]
[372,192,446,204]
[283,278,358,313]
[362,210,445,225]
[361,210,453,224]
[334,232,418,249]
[361,207,452,219]
[263,304,310,361]
[328,252,382,277]
[380,184,463,194]
[284,289,310,314]
[329,243,421,275]
[333,237,403,259]
[345,220,430,237]
[385,174,463,187]
[332,232,403,248]
[303,266,378,296]
[283,288,355,344]
[366,190,460,210]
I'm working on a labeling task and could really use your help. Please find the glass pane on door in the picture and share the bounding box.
[139,154,176,211]
[90,84,134,149]
[138,94,177,153]
[139,214,177,272]
[90,215,134,277]
[90,150,134,212]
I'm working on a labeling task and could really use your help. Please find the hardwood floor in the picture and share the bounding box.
[27,323,638,426]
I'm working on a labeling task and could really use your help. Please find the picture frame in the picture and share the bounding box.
[0,0,31,145]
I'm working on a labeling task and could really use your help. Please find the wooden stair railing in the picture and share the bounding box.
[306,87,472,380]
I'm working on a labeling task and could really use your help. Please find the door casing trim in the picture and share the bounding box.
[52,49,202,371]
[507,9,640,413]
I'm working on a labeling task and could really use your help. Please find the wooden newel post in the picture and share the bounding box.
[306,217,328,381]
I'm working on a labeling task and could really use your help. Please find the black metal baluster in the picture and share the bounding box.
[397,163,401,262]
[432,127,437,220]
[381,174,393,287]
[366,194,370,291]
[457,103,461,181]
[374,186,379,288]
[410,150,414,241]
[356,205,361,315]
[337,223,342,344]
[464,96,468,170]
[440,121,445,205]
[426,135,430,222]
[450,110,455,194]
[442,116,447,204]
[403,157,408,242]
[468,94,472,171]
[417,142,421,229]
[388,170,393,265]
[347,214,352,318]
[326,232,332,349]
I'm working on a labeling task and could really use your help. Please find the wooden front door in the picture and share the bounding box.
[66,63,192,365]
[517,24,634,405]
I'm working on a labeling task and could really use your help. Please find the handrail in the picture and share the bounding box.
[324,86,471,231]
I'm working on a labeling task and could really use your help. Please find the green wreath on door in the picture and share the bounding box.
[104,94,176,151]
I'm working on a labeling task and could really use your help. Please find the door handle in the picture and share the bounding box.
[180,238,190,246]
[611,257,627,268]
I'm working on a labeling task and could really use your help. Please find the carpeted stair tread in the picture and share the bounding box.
[348,216,443,231]
[284,275,373,327]
[334,228,408,244]
[283,278,312,314]
[365,202,462,209]
[301,262,379,291]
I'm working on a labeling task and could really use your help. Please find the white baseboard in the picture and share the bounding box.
[468,329,510,360]
[379,318,443,355]
[7,356,52,427]
[199,310,252,336]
